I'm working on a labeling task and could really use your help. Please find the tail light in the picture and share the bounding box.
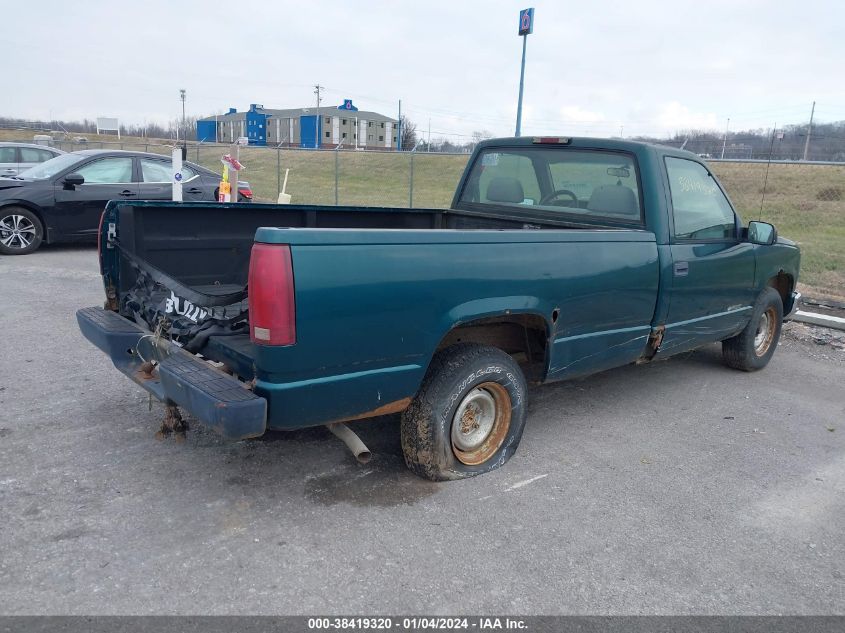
[248,243,296,346]
[238,187,253,200]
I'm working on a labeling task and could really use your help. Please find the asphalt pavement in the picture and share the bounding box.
[0,246,843,615]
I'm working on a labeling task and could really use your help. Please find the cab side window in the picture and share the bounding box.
[666,157,736,240]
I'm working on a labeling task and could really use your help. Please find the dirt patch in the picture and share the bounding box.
[782,322,845,361]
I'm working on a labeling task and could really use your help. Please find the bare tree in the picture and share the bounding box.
[400,115,417,150]
[471,130,494,144]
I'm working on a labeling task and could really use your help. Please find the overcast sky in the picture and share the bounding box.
[6,0,845,141]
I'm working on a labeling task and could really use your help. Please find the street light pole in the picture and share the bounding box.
[180,89,187,159]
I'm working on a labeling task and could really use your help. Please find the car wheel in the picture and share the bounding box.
[722,287,783,371]
[401,343,527,481]
[0,207,43,255]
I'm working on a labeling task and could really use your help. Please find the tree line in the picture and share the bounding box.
[4,113,844,160]
[0,115,198,141]
[635,120,845,161]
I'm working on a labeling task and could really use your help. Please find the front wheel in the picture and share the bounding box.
[722,287,784,371]
[0,207,43,255]
[401,343,527,481]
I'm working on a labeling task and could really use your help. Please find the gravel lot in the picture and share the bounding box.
[0,246,843,615]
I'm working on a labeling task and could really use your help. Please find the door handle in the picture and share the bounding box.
[674,261,689,277]
[186,187,202,194]
[119,190,136,197]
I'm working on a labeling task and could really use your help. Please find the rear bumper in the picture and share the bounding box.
[76,307,266,440]
[784,291,801,321]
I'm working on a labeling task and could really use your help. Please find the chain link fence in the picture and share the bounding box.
[7,136,843,295]
[42,139,471,208]
[192,144,470,208]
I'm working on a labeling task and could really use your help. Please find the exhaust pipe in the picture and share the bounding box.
[327,423,372,464]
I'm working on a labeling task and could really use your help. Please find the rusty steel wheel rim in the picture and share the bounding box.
[754,306,777,356]
[450,381,512,466]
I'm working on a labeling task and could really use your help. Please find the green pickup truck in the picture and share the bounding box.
[77,136,800,481]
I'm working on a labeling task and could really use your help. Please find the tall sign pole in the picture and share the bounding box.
[515,8,534,137]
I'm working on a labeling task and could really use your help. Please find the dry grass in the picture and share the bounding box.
[711,162,845,296]
[193,146,470,209]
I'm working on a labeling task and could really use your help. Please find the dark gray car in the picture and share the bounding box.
[0,149,252,255]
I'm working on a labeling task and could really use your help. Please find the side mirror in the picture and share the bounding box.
[63,173,84,189]
[748,220,777,246]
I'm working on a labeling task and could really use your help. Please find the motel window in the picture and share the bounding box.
[325,117,331,124]
[379,135,384,142]
[325,131,330,138]
[342,132,347,139]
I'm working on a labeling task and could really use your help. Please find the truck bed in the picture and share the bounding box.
[108,201,592,379]
[110,200,617,292]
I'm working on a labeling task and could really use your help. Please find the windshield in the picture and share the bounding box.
[18,153,85,180]
[459,147,642,223]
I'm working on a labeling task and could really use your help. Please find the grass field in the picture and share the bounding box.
[3,130,842,296]
[711,162,845,298]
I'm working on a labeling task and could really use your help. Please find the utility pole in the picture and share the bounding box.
[314,84,324,149]
[802,101,815,161]
[428,118,431,152]
[515,8,535,137]
[720,117,730,159]
[397,100,402,151]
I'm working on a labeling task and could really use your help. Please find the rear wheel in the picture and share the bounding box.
[401,343,527,481]
[0,207,43,255]
[722,287,783,371]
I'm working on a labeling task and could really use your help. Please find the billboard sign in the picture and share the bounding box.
[96,116,120,138]
[338,99,359,111]
[518,8,534,35]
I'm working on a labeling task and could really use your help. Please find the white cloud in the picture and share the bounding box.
[560,106,605,124]
[654,102,720,133]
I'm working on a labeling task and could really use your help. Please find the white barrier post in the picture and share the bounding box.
[172,146,183,201]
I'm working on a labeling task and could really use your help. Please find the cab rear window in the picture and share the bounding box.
[460,148,642,223]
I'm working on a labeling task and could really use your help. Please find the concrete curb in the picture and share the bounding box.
[793,310,845,331]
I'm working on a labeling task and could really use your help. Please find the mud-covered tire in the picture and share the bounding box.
[722,287,784,371]
[401,343,527,481]
[0,207,43,255]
